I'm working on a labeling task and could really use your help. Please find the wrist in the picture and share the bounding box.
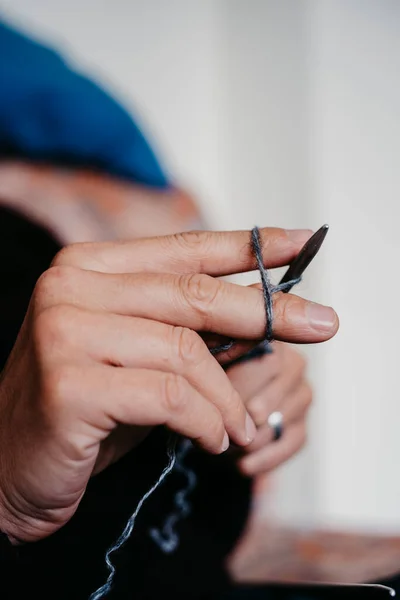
[0,511,22,546]
[0,486,24,546]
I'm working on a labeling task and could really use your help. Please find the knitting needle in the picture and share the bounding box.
[278,224,329,292]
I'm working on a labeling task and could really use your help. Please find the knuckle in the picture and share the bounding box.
[52,245,80,267]
[173,327,204,367]
[34,304,80,353]
[273,292,291,325]
[162,373,189,416]
[273,293,303,331]
[53,241,117,272]
[173,230,211,252]
[43,364,76,411]
[180,273,221,327]
[250,401,269,427]
[34,265,79,310]
[157,229,213,272]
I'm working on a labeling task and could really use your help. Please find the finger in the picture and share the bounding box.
[52,227,313,276]
[246,347,307,425]
[245,381,312,452]
[52,308,256,447]
[56,364,230,455]
[227,347,281,402]
[34,267,339,344]
[239,422,306,476]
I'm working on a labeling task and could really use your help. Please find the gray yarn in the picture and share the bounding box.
[249,226,301,351]
[89,226,301,598]
[89,437,177,600]
[211,226,300,361]
[149,438,196,553]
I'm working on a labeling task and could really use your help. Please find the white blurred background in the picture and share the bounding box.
[2,0,400,533]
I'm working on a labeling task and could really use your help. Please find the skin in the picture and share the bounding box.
[0,227,338,544]
[228,342,311,476]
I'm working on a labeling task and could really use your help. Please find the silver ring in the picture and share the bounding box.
[267,411,284,441]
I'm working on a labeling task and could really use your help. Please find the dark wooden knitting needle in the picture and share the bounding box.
[278,224,329,292]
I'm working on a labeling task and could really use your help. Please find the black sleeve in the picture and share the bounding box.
[0,531,18,562]
[0,532,19,599]
[0,206,61,588]
[0,205,61,370]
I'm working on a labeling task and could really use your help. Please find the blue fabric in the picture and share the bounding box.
[0,21,170,188]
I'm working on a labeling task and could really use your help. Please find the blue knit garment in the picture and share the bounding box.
[0,20,169,188]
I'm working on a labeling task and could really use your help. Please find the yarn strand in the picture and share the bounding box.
[89,436,177,600]
[149,438,196,553]
[211,226,301,360]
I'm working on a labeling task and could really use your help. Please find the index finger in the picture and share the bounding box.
[53,227,312,276]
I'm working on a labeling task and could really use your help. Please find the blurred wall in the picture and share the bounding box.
[2,0,400,531]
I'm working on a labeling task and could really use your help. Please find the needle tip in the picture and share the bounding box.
[315,223,329,241]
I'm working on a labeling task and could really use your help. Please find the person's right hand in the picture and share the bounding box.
[0,228,338,544]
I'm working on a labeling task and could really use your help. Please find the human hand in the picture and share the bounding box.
[0,228,338,543]
[227,343,312,476]
[0,162,203,244]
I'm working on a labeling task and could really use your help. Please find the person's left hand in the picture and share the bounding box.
[227,342,312,477]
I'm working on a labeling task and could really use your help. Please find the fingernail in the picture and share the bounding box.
[285,229,313,244]
[306,302,337,331]
[221,432,230,453]
[245,413,257,444]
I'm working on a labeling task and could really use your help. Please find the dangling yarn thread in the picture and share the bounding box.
[149,438,196,553]
[89,437,177,600]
